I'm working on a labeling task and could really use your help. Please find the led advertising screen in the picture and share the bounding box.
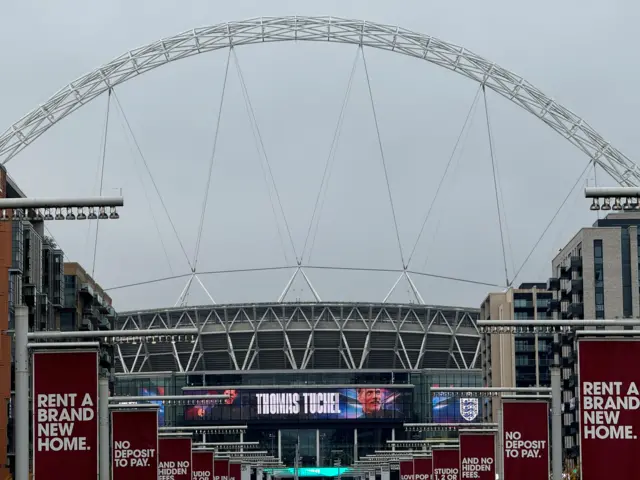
[138,386,166,426]
[431,384,480,424]
[182,387,410,423]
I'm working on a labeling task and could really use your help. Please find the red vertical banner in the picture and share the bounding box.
[432,448,459,480]
[578,338,640,480]
[112,408,159,479]
[214,458,230,480]
[459,431,495,480]
[502,400,549,480]
[413,457,432,480]
[193,451,214,480]
[229,462,241,480]
[400,460,414,480]
[159,437,192,480]
[32,350,99,480]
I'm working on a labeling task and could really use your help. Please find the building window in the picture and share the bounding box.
[621,228,633,317]
[594,240,605,319]
[514,298,532,308]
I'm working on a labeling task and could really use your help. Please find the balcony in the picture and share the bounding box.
[562,356,574,367]
[563,376,576,389]
[559,266,571,279]
[547,277,560,291]
[570,256,583,270]
[570,279,583,293]
[568,303,584,319]
[548,299,560,311]
[79,283,95,298]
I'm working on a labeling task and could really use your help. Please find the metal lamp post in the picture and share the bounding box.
[0,196,124,480]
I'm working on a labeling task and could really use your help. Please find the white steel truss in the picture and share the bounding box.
[113,302,481,373]
[0,16,636,186]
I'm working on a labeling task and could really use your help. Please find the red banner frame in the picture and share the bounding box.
[193,451,214,480]
[32,350,99,480]
[459,431,495,480]
[578,338,640,480]
[400,460,414,480]
[214,458,229,480]
[502,400,549,480]
[111,408,159,480]
[413,457,432,480]
[229,462,241,480]
[159,437,192,480]
[433,447,459,480]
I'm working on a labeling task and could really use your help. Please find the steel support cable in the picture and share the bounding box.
[231,49,290,265]
[406,85,483,268]
[193,49,232,271]
[113,99,175,276]
[421,90,481,273]
[533,176,585,281]
[111,91,194,272]
[483,89,517,278]
[231,49,299,264]
[103,264,502,292]
[510,159,593,286]
[91,89,112,278]
[483,85,510,286]
[304,265,506,288]
[301,47,361,264]
[84,92,112,260]
[361,47,406,268]
[105,265,294,293]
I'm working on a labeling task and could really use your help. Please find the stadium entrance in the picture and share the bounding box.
[114,369,483,471]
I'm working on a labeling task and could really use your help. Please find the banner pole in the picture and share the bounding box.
[497,402,504,480]
[15,305,29,480]
[551,334,563,480]
[99,373,110,480]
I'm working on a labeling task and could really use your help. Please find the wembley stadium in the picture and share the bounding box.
[2,11,627,478]
[112,301,483,470]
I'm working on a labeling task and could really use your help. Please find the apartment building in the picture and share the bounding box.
[479,282,553,422]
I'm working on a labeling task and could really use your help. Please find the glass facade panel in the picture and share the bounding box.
[594,240,605,319]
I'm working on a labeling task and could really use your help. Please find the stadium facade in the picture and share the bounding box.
[114,302,484,470]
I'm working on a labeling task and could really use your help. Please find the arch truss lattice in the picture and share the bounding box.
[0,16,637,187]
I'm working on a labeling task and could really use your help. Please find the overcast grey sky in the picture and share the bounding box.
[1,0,638,312]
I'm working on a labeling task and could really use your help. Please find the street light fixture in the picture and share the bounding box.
[0,196,123,220]
[585,187,640,211]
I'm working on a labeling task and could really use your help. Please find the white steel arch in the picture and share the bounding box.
[0,16,637,185]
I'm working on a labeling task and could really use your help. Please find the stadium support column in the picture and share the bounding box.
[354,428,358,460]
[99,373,110,480]
[15,305,29,480]
[391,428,395,451]
[278,430,282,461]
[551,333,562,480]
[316,430,320,466]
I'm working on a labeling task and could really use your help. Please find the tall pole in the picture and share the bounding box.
[15,305,29,480]
[551,333,563,480]
[294,437,299,480]
[99,373,110,480]
[497,401,504,480]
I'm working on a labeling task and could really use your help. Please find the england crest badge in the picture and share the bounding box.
[459,397,479,422]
